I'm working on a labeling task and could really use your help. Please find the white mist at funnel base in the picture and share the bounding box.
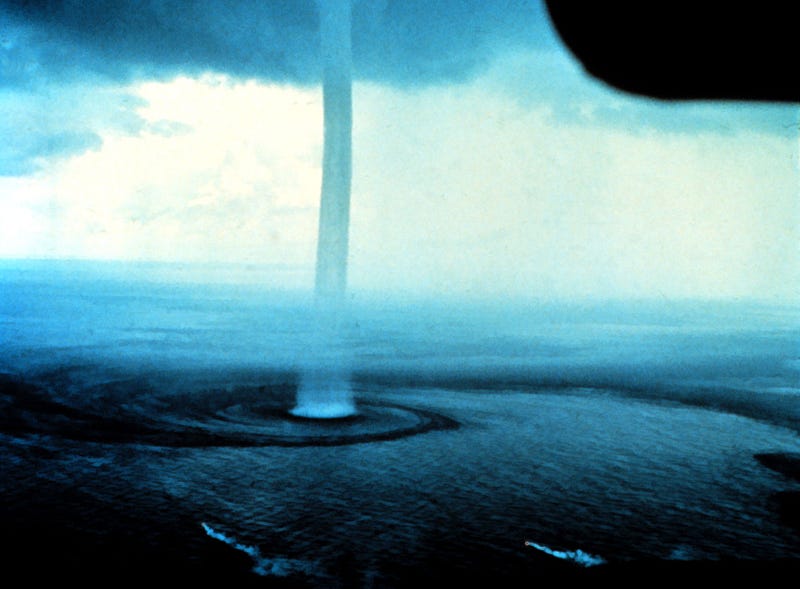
[291,369,355,418]
[290,302,357,419]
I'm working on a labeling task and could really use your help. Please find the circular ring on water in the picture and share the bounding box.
[1,380,459,448]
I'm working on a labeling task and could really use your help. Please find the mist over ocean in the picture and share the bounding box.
[1,259,798,585]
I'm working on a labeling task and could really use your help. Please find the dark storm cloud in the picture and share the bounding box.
[0,77,147,175]
[0,127,100,175]
[3,1,792,176]
[495,51,800,139]
[1,0,554,87]
[0,0,554,174]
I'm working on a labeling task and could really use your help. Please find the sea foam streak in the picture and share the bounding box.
[525,541,606,567]
[201,522,313,577]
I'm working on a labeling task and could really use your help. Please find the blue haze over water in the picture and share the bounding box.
[1,259,799,583]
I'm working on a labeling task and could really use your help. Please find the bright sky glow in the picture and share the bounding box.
[1,21,797,301]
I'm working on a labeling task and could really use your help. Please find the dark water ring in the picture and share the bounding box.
[0,377,459,448]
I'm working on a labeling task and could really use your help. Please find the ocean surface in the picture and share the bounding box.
[1,260,798,585]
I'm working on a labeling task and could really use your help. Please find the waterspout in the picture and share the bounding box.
[292,0,356,419]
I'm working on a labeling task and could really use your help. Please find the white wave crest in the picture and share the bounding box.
[524,541,606,567]
[201,522,314,577]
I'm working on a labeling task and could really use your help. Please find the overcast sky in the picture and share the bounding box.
[1,1,797,301]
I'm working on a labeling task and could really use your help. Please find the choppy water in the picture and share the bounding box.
[1,260,799,584]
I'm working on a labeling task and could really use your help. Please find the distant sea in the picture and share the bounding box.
[1,259,798,585]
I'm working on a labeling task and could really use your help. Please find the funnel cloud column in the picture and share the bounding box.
[315,0,352,301]
[292,0,356,419]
